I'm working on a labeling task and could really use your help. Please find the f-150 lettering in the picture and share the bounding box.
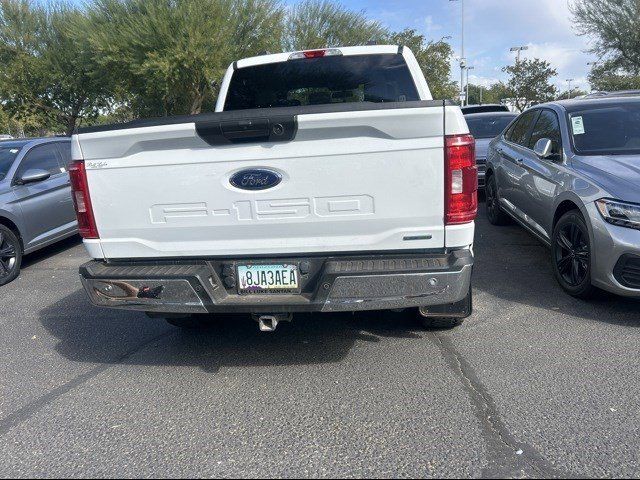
[150,195,375,224]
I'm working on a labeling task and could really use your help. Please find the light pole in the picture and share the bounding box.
[566,78,574,99]
[466,66,475,106]
[450,0,465,105]
[510,46,529,64]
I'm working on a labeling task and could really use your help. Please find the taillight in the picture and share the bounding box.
[445,134,478,225]
[288,48,343,60]
[68,160,99,239]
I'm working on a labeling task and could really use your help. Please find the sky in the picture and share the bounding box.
[331,0,596,92]
[65,0,596,93]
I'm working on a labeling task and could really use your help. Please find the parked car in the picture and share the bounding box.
[0,137,76,286]
[464,110,517,188]
[71,45,477,330]
[485,96,640,298]
[582,90,640,99]
[461,104,510,115]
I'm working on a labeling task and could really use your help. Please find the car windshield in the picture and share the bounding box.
[0,146,20,180]
[569,102,640,155]
[466,114,516,139]
[224,53,420,111]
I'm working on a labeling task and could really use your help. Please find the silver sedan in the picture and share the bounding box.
[0,137,77,286]
[485,95,640,298]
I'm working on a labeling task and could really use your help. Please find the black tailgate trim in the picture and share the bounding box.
[77,100,452,135]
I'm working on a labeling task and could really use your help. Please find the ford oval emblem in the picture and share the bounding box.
[230,169,282,190]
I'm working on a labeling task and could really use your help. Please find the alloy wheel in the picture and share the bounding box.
[555,222,590,287]
[0,230,17,279]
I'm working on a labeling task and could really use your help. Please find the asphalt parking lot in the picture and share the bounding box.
[1,203,639,478]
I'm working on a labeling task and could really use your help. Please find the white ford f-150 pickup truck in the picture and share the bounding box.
[71,45,477,331]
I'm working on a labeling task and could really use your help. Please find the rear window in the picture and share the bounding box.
[224,54,420,111]
[466,114,517,139]
[568,102,640,155]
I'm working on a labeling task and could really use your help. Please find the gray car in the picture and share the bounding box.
[485,96,640,298]
[0,137,77,285]
[464,110,518,188]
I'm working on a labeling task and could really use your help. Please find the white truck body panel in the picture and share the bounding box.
[77,106,463,259]
[75,45,476,318]
[73,46,473,261]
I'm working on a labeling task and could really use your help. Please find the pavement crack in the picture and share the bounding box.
[429,332,571,479]
[0,330,174,437]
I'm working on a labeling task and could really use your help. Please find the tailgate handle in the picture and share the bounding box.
[195,115,297,146]
[221,119,270,142]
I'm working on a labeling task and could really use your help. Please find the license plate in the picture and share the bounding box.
[237,264,300,294]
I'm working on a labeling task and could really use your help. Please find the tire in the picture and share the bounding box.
[165,315,215,329]
[418,288,471,330]
[0,224,22,287]
[485,174,511,226]
[551,210,595,299]
[420,316,464,330]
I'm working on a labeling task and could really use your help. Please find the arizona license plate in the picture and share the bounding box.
[237,264,300,294]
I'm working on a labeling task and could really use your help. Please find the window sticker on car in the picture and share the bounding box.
[571,116,585,135]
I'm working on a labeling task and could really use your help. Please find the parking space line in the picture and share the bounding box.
[0,330,175,437]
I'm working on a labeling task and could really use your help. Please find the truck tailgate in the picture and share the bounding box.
[75,102,450,259]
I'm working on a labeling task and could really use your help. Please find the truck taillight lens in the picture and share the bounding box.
[69,160,99,239]
[445,134,478,225]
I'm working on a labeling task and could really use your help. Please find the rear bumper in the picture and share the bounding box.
[79,249,474,314]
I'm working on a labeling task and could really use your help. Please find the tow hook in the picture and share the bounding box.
[252,313,293,332]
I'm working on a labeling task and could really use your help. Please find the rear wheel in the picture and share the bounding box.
[485,174,511,226]
[0,225,21,287]
[419,316,464,330]
[552,210,595,299]
[418,288,472,330]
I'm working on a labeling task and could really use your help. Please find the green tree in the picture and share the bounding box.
[389,29,458,100]
[80,0,284,118]
[557,88,589,100]
[464,82,514,106]
[470,82,512,105]
[572,0,640,92]
[489,83,510,104]
[0,0,110,135]
[284,0,388,51]
[587,60,640,92]
[572,0,640,75]
[502,58,558,111]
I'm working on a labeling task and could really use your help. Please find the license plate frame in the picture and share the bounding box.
[237,263,301,295]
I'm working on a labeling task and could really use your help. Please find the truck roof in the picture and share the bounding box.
[235,45,404,69]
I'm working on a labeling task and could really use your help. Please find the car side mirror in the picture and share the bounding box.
[18,168,51,185]
[534,138,554,159]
